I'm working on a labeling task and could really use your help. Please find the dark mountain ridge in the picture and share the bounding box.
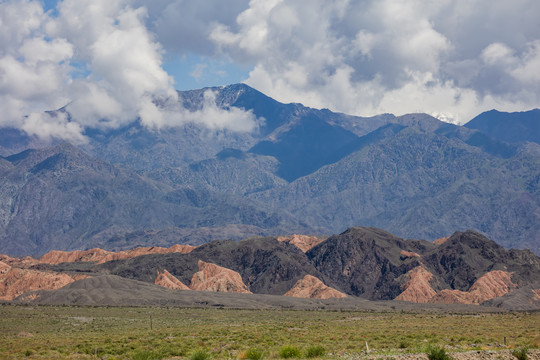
[465,109,540,145]
[422,230,540,291]
[15,226,540,310]
[250,113,366,181]
[100,237,326,296]
[249,126,540,252]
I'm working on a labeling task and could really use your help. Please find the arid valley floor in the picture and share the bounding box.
[1,304,538,360]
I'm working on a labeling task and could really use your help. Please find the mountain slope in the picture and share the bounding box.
[306,227,417,300]
[249,123,540,253]
[16,227,540,310]
[82,84,392,172]
[0,84,539,255]
[0,144,311,256]
[100,236,329,296]
[306,227,540,303]
[146,150,287,196]
[465,109,540,145]
[249,114,365,181]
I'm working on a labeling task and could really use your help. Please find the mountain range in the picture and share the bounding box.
[0,83,539,256]
[2,227,539,310]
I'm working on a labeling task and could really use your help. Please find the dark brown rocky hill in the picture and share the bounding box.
[10,227,539,310]
[99,237,328,296]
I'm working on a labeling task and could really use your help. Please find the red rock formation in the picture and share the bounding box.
[468,270,517,299]
[118,245,195,259]
[0,261,11,275]
[168,244,197,253]
[395,266,437,303]
[189,260,252,294]
[40,248,111,264]
[39,244,196,265]
[0,255,39,268]
[284,275,347,299]
[430,270,516,305]
[154,270,190,290]
[400,250,421,258]
[277,235,326,252]
[0,268,87,300]
[433,237,450,245]
[429,289,470,304]
[533,289,540,301]
[396,268,517,305]
[0,255,19,265]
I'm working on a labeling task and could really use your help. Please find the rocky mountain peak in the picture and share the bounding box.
[154,270,190,291]
[395,266,437,303]
[190,260,252,294]
[284,274,347,299]
[277,234,326,252]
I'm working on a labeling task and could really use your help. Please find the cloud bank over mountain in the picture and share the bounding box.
[1,0,539,141]
[208,0,540,123]
[0,0,257,142]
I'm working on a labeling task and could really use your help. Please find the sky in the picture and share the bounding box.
[1,0,540,143]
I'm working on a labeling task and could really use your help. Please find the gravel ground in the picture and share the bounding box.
[352,349,540,360]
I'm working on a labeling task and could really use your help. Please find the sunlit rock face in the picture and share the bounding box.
[189,260,252,294]
[284,275,347,299]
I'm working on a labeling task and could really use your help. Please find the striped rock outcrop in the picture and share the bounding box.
[284,275,347,299]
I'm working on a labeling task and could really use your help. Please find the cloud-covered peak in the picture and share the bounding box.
[0,0,258,143]
[210,0,540,124]
[1,0,539,141]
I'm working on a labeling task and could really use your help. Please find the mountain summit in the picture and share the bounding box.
[0,84,539,255]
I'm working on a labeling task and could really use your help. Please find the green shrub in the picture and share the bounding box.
[305,345,325,358]
[398,341,409,349]
[244,347,264,360]
[426,345,452,360]
[191,349,212,360]
[132,350,162,360]
[279,345,301,359]
[512,348,529,360]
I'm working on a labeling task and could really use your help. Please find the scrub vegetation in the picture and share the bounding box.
[0,305,538,359]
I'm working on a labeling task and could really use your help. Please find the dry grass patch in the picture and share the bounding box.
[0,305,538,359]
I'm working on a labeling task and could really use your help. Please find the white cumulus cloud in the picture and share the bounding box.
[209,0,540,123]
[2,0,540,140]
[140,89,260,133]
[0,0,258,143]
[48,0,177,131]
